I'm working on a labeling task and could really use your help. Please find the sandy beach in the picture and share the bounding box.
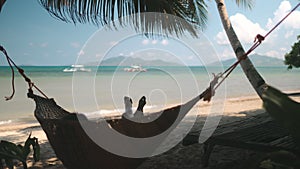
[1,93,300,169]
[2,0,300,168]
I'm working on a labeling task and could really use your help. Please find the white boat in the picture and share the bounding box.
[63,65,91,72]
[124,65,147,72]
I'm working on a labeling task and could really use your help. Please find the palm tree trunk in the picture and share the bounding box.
[215,0,267,98]
[0,0,6,12]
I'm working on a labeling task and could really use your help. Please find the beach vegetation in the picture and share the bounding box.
[0,134,40,169]
[284,35,300,69]
[259,150,300,169]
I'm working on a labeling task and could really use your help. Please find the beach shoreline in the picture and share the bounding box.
[1,92,300,169]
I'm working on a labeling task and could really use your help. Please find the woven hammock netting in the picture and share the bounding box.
[27,89,206,169]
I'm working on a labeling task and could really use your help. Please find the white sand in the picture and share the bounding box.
[0,92,299,169]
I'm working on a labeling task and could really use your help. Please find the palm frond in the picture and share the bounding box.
[39,0,208,37]
[234,0,254,10]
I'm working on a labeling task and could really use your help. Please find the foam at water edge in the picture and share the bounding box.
[81,105,159,120]
[0,120,12,125]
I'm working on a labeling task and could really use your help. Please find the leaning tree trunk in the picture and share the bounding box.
[215,0,267,98]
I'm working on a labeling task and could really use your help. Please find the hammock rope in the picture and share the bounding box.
[0,2,299,102]
[213,1,300,92]
[0,46,48,100]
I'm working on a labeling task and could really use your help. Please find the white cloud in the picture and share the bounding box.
[215,1,300,60]
[218,48,235,60]
[266,1,291,29]
[280,47,287,52]
[215,13,266,45]
[215,2,300,45]
[285,11,300,29]
[213,0,300,62]
[264,50,282,59]
[216,31,229,45]
[285,30,294,38]
[267,1,300,29]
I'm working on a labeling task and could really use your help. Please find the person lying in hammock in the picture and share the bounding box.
[134,96,146,118]
[122,96,146,120]
[122,96,134,118]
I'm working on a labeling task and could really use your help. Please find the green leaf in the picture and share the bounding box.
[22,134,33,159]
[0,134,40,168]
[32,137,40,162]
[234,0,254,9]
[284,35,300,69]
[38,0,209,37]
[0,141,24,161]
[22,134,41,162]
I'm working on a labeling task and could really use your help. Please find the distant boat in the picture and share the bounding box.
[63,65,91,72]
[124,65,147,72]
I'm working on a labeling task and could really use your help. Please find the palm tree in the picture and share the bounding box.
[214,0,266,97]
[0,0,266,98]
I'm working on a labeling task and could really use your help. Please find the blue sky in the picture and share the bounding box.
[0,0,299,66]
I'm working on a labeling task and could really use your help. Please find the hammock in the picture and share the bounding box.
[262,86,300,146]
[1,45,218,169]
[21,70,299,169]
[27,84,211,169]
[27,92,145,169]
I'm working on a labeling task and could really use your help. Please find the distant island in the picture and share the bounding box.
[210,54,285,67]
[87,56,181,66]
[84,54,285,67]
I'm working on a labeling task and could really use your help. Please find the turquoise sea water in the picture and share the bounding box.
[0,66,299,123]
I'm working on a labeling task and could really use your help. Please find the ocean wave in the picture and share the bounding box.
[0,120,12,125]
[81,105,159,119]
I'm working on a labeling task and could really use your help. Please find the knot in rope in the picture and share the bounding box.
[0,45,5,52]
[203,73,222,102]
[254,34,265,44]
[208,2,300,101]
